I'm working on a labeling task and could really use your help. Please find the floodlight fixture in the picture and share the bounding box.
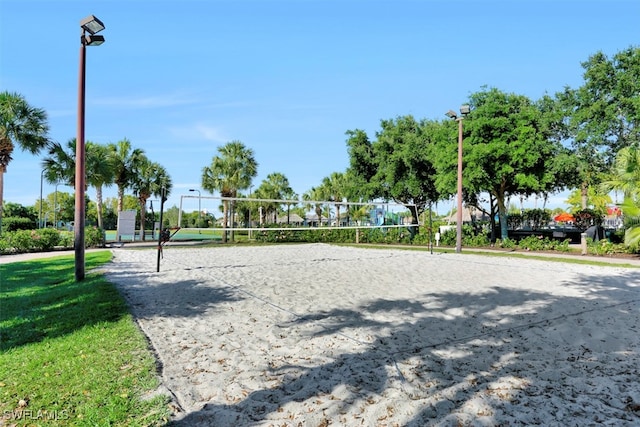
[445,110,457,119]
[80,15,105,35]
[83,34,105,46]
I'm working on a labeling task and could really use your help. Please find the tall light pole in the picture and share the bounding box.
[39,169,45,228]
[248,185,254,239]
[54,182,61,229]
[445,104,470,253]
[75,15,105,281]
[189,189,202,228]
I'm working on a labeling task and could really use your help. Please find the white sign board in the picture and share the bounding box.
[117,210,137,241]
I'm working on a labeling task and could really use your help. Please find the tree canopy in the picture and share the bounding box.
[346,115,442,222]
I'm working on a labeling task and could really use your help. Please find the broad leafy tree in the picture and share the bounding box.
[450,87,575,239]
[346,115,443,225]
[563,46,640,207]
[0,91,50,231]
[108,138,146,213]
[201,140,257,242]
[130,156,172,240]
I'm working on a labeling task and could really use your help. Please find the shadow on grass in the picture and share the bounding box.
[0,252,122,351]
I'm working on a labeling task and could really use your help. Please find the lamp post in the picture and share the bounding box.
[248,185,253,236]
[445,104,470,253]
[189,189,201,230]
[75,15,105,281]
[39,169,45,228]
[54,182,61,229]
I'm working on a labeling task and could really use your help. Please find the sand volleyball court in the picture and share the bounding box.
[104,243,640,426]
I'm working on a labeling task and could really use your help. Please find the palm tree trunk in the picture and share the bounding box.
[117,186,125,212]
[139,198,147,241]
[96,185,104,229]
[222,200,228,243]
[0,167,5,234]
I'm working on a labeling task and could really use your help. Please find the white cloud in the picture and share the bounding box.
[93,93,197,109]
[167,123,228,143]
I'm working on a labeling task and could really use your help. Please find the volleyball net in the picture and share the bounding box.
[172,194,420,241]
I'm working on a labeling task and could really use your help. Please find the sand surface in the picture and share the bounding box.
[104,243,640,426]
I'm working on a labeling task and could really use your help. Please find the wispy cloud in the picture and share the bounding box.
[93,92,198,109]
[168,123,228,143]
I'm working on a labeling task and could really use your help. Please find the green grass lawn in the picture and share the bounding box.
[0,252,170,426]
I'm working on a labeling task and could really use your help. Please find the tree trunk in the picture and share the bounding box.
[229,200,235,242]
[496,194,509,240]
[0,167,4,234]
[117,186,125,212]
[581,181,588,209]
[489,194,497,244]
[96,185,104,229]
[222,199,228,243]
[139,198,147,241]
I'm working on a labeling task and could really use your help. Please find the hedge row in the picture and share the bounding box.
[0,227,105,255]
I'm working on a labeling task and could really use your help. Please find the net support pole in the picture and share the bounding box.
[156,187,167,273]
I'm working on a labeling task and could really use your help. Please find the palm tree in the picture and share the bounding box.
[86,142,114,229]
[0,91,50,231]
[42,139,115,229]
[108,138,146,212]
[131,156,172,240]
[602,146,640,248]
[322,172,347,226]
[601,145,640,200]
[303,186,327,226]
[201,141,257,242]
[256,172,295,223]
[41,139,75,187]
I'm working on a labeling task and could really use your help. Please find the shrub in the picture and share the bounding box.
[587,238,627,256]
[573,208,603,231]
[0,227,97,254]
[2,216,35,232]
[85,226,106,248]
[6,230,34,252]
[496,238,517,249]
[58,231,74,248]
[34,228,60,250]
[517,235,547,251]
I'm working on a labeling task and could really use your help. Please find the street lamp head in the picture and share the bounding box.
[80,15,105,35]
[189,188,197,192]
[445,110,458,120]
[83,34,105,46]
[460,104,471,115]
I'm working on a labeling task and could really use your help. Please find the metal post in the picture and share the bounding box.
[455,117,463,253]
[157,187,167,272]
[54,183,59,229]
[39,169,45,228]
[74,38,87,281]
[75,14,105,281]
[429,201,433,255]
[178,195,184,227]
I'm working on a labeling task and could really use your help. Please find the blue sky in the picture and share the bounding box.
[1,0,638,215]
